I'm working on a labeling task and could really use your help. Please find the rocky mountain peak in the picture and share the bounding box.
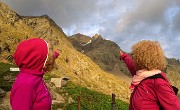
[92,33,103,41]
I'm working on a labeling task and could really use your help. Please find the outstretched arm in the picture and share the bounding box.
[119,51,136,76]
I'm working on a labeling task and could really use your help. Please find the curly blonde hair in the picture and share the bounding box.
[131,40,166,71]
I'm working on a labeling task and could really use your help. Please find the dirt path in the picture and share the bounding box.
[0,92,11,110]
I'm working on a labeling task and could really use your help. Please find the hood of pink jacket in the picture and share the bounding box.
[14,38,48,72]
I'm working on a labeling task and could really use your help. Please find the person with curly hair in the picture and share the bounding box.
[120,40,180,110]
[10,38,59,110]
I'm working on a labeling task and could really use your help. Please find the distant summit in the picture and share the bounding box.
[92,33,103,40]
[69,33,131,76]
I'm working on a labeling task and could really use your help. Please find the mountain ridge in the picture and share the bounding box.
[0,1,131,109]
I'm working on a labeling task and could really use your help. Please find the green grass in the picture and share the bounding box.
[62,82,129,110]
[0,62,18,91]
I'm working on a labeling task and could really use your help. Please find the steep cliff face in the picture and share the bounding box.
[0,1,130,107]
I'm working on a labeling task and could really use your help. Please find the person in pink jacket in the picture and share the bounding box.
[10,38,59,110]
[119,40,180,110]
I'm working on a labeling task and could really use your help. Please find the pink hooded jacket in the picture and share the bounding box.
[120,53,180,110]
[10,38,51,110]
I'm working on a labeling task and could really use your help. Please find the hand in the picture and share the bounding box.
[119,50,124,57]
[53,49,60,59]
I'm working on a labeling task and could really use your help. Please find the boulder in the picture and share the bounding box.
[50,77,69,88]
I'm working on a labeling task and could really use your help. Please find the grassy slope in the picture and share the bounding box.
[51,81,129,110]
[64,82,128,110]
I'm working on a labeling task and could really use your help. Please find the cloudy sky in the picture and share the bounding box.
[2,0,180,59]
